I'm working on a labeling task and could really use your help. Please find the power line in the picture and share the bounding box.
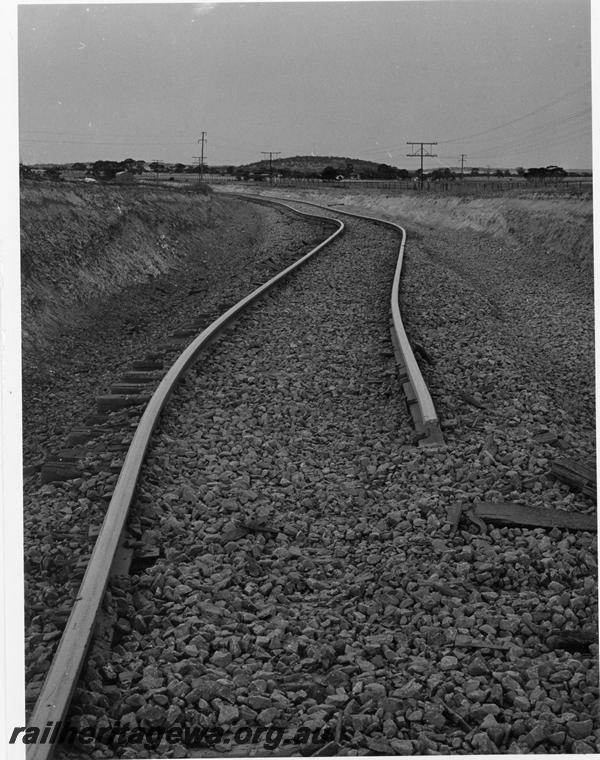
[466,120,592,162]
[261,151,281,185]
[192,155,205,181]
[20,137,197,146]
[406,142,437,188]
[457,107,591,152]
[438,85,591,145]
[356,85,591,157]
[19,130,266,158]
[151,159,163,183]
[20,126,194,139]
[209,134,266,153]
[197,132,207,182]
[468,128,592,164]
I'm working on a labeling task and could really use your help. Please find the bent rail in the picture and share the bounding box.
[226,192,444,445]
[27,200,344,760]
[387,221,444,445]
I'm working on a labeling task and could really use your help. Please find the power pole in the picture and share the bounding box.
[197,132,207,183]
[261,151,281,185]
[152,159,162,184]
[406,142,437,189]
[192,156,203,183]
[460,153,467,179]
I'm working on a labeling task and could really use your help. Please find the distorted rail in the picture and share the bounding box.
[225,192,444,445]
[27,199,344,760]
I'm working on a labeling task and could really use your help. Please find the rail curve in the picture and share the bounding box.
[27,199,344,760]
[224,191,444,446]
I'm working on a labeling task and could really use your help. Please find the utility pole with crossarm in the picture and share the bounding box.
[406,142,438,189]
[196,132,207,183]
[261,151,281,185]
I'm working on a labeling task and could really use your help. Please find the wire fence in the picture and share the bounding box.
[57,170,592,196]
[206,176,592,196]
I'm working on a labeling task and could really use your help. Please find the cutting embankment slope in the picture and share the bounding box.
[20,181,329,464]
[20,182,216,356]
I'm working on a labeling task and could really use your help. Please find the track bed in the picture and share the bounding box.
[23,199,331,703]
[63,211,417,756]
[23,192,598,757]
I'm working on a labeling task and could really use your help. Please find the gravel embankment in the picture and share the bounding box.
[66,199,597,757]
[23,197,331,705]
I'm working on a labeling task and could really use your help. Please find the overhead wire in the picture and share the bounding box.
[437,83,591,144]
[355,84,591,158]
[466,115,592,156]
[20,130,272,164]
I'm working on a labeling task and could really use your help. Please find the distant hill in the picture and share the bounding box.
[237,155,403,179]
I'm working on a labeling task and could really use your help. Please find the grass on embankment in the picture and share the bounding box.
[20,180,216,354]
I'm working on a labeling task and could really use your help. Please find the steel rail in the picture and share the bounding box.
[27,200,344,760]
[225,191,444,445]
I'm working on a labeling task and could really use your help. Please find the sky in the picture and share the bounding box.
[16,0,593,171]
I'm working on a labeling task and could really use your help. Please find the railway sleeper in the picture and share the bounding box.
[110,383,154,394]
[46,448,81,462]
[551,457,597,500]
[65,427,104,446]
[23,461,44,476]
[120,370,163,383]
[155,339,191,351]
[130,545,162,573]
[83,413,110,426]
[171,326,205,338]
[131,359,163,371]
[40,461,81,484]
[96,393,152,413]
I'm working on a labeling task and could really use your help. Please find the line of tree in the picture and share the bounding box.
[319,164,410,181]
[20,157,580,185]
[519,165,568,180]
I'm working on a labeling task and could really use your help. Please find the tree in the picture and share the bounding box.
[429,168,456,182]
[174,163,186,173]
[19,163,38,180]
[470,167,479,176]
[376,163,397,180]
[119,158,138,173]
[356,167,370,179]
[91,160,119,180]
[44,167,62,181]
[321,166,338,181]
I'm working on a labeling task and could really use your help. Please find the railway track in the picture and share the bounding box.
[226,193,443,445]
[26,195,439,758]
[26,198,342,759]
[22,191,598,757]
